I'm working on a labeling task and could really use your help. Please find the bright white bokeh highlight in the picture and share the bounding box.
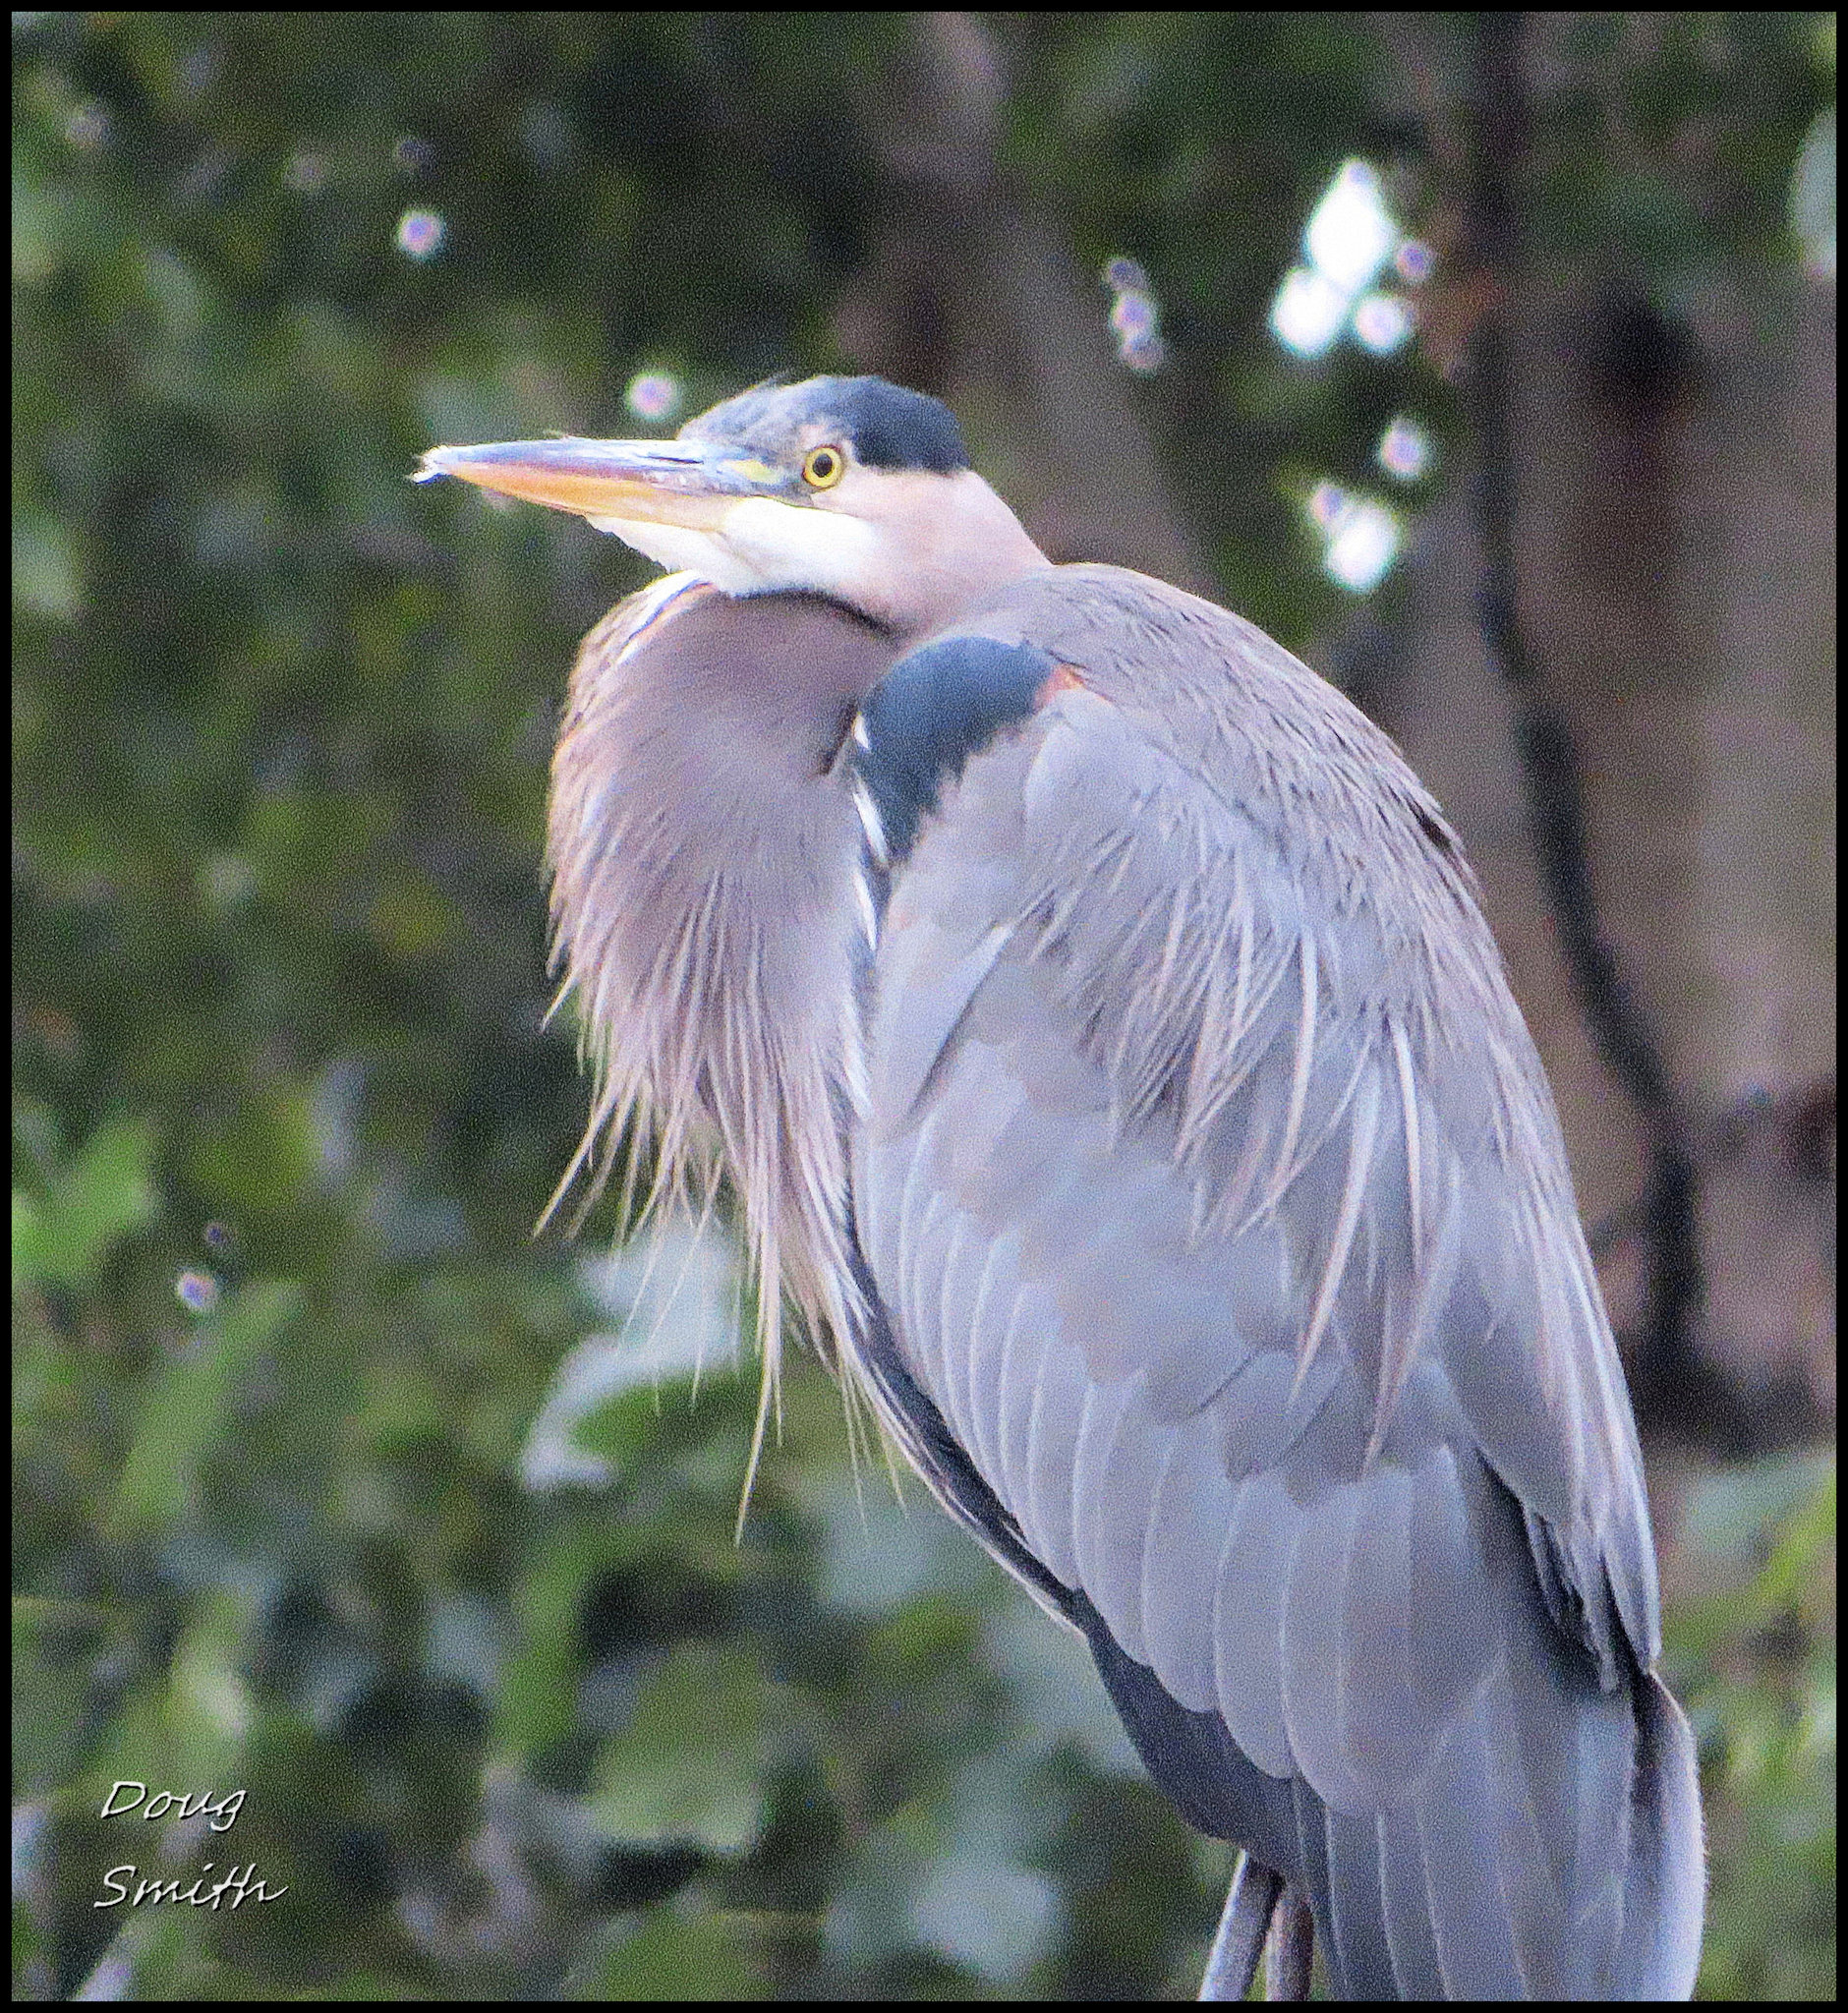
[1269,267,1351,358]
[1303,160,1396,293]
[1268,159,1417,359]
[1306,484,1401,595]
[1269,159,1433,594]
[1323,498,1400,594]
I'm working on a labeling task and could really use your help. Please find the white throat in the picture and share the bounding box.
[595,471,1049,637]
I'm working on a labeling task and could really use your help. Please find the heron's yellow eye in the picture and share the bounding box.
[801,444,845,489]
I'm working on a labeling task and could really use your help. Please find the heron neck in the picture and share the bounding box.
[847,471,1053,644]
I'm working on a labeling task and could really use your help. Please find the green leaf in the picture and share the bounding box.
[109,1279,303,1536]
[574,1905,766,2000]
[587,1640,806,1855]
[11,1115,159,1292]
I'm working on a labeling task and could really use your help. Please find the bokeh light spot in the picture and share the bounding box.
[1307,481,1349,532]
[1102,258,1166,375]
[1377,415,1432,482]
[1321,495,1400,594]
[1118,331,1168,375]
[625,372,683,424]
[1109,290,1157,341]
[1353,292,1415,356]
[1269,267,1349,357]
[175,1270,220,1314]
[396,208,445,261]
[1101,255,1149,294]
[1304,160,1395,294]
[1395,238,1435,285]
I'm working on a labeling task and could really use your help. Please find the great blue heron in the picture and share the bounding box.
[421,376,1704,1998]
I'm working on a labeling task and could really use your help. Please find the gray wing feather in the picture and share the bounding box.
[947,1221,1013,1483]
[931,1211,987,1458]
[1617,1673,1706,1996]
[1071,1375,1164,1664]
[851,566,1700,1994]
[1318,1803,1399,2000]
[1019,1300,1089,1588]
[1137,1425,1229,1712]
[1376,1800,1446,1995]
[1415,1696,1533,1994]
[1212,1472,1298,1775]
[998,1275,1062,1568]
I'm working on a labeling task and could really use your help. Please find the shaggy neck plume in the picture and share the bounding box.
[545,574,903,1474]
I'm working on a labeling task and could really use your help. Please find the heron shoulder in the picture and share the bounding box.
[896,564,1508,1043]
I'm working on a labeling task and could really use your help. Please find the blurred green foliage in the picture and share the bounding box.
[14,12,1833,1999]
[1670,1456,1836,1999]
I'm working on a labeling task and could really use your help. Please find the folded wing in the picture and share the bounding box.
[848,566,1702,1997]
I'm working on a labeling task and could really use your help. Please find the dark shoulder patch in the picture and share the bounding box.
[854,636,1057,864]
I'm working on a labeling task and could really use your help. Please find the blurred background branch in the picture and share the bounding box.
[1461,12,1707,1434]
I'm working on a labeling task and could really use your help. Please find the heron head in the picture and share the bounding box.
[420,375,1049,636]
